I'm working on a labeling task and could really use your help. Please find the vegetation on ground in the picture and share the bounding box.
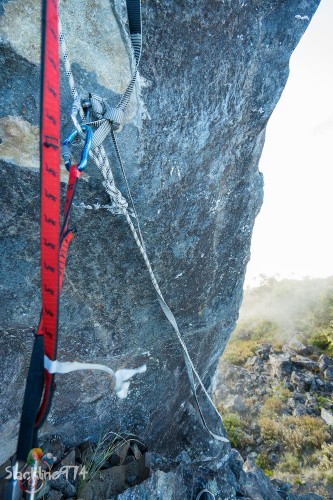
[217,407,253,449]
[77,432,128,496]
[217,277,333,499]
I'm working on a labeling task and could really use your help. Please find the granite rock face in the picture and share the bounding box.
[0,0,320,494]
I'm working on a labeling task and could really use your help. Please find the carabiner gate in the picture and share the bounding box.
[62,125,93,171]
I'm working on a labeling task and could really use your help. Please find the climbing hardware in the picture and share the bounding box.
[6,1,229,498]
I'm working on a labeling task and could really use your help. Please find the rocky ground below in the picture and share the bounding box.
[215,338,333,499]
[2,283,332,499]
[1,338,331,499]
[1,429,328,500]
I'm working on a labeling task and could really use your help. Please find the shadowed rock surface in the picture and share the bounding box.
[0,0,321,497]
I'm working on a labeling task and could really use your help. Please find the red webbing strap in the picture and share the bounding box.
[37,166,81,335]
[34,230,70,426]
[36,234,73,336]
[35,166,81,427]
[40,0,60,363]
[15,0,60,462]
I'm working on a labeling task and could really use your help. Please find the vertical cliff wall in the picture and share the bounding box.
[0,0,320,479]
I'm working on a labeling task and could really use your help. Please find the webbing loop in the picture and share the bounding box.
[59,0,229,445]
[44,356,147,399]
[11,2,147,483]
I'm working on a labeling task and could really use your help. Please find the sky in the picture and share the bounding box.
[245,0,333,287]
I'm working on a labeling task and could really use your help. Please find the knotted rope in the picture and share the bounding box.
[58,5,229,444]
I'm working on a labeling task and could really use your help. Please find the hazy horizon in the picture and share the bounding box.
[245,0,333,287]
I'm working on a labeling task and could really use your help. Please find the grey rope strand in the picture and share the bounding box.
[111,130,146,248]
[58,10,228,444]
[123,209,228,443]
[59,16,123,208]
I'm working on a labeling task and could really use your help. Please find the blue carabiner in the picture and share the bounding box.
[62,125,93,171]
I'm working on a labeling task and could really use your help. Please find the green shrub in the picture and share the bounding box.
[317,443,333,471]
[303,291,333,354]
[258,416,283,445]
[77,432,137,496]
[309,331,332,352]
[255,452,273,475]
[315,395,333,409]
[260,396,284,417]
[222,412,253,449]
[271,384,293,402]
[223,339,257,365]
[279,452,300,474]
[251,320,279,341]
[258,415,329,453]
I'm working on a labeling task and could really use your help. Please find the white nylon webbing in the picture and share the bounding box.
[44,355,146,399]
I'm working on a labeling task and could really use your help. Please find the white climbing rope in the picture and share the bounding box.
[59,19,128,213]
[58,12,229,444]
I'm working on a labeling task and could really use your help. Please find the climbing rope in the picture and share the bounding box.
[59,1,229,443]
[5,4,147,499]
